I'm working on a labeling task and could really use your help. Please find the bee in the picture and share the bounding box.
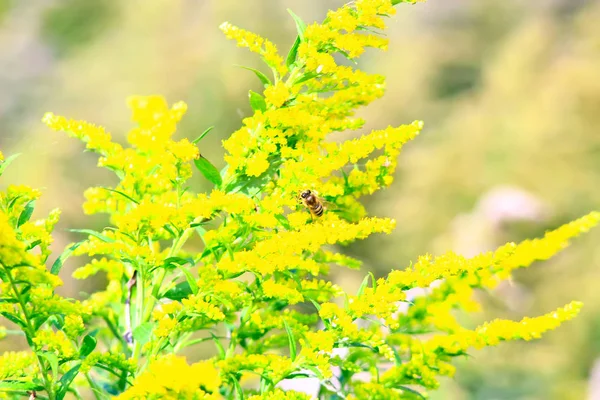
[299,189,324,218]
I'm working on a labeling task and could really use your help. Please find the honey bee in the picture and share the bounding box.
[299,189,324,218]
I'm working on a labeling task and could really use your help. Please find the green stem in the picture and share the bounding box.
[3,268,56,400]
[84,373,102,400]
[132,271,145,361]
[102,316,129,355]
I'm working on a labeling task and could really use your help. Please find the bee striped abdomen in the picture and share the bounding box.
[313,203,324,217]
[299,189,325,218]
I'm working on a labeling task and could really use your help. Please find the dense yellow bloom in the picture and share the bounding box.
[0,351,38,380]
[33,329,77,359]
[427,301,583,353]
[117,355,221,400]
[42,112,121,156]
[219,22,287,76]
[3,1,592,399]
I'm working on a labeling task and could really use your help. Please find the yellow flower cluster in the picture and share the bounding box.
[0,351,38,380]
[219,22,287,77]
[117,355,221,400]
[81,351,136,374]
[248,389,312,400]
[0,0,590,399]
[426,301,583,353]
[33,329,77,359]
[390,211,600,336]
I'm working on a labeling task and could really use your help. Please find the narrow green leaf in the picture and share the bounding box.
[192,126,215,144]
[132,322,155,346]
[308,298,321,311]
[0,153,21,177]
[286,36,301,67]
[356,274,371,297]
[176,264,199,295]
[25,239,42,251]
[274,214,291,230]
[282,319,297,362]
[234,65,272,87]
[248,90,267,112]
[163,281,193,301]
[6,195,23,212]
[0,380,44,391]
[180,336,216,349]
[80,334,97,358]
[56,364,81,400]
[231,377,244,400]
[39,351,59,379]
[287,9,307,40]
[0,312,25,327]
[369,271,377,292]
[163,256,195,269]
[210,332,226,360]
[194,156,223,187]
[396,385,427,399]
[69,229,116,243]
[51,242,83,275]
[17,200,35,227]
[101,188,139,204]
[294,72,319,86]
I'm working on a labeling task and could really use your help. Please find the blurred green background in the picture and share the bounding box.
[1,0,599,399]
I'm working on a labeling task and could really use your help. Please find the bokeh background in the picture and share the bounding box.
[1,0,599,399]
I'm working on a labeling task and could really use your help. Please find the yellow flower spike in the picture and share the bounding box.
[42,112,122,156]
[220,22,287,77]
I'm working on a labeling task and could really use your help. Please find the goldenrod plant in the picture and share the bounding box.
[0,0,597,399]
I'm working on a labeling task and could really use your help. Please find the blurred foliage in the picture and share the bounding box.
[0,0,10,23]
[1,0,600,398]
[41,0,117,56]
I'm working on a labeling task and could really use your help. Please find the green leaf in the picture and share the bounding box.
[6,195,23,213]
[248,90,267,112]
[194,156,222,187]
[163,281,193,301]
[287,9,307,40]
[210,332,226,360]
[308,298,321,311]
[0,380,44,391]
[51,242,83,275]
[39,351,59,379]
[234,65,272,87]
[163,256,195,270]
[17,200,35,227]
[294,72,319,86]
[176,264,199,295]
[0,153,21,177]
[101,188,139,204]
[396,385,427,399]
[69,229,116,243]
[370,271,377,292]
[274,214,291,230]
[192,126,215,144]
[56,364,81,400]
[357,272,377,297]
[0,312,25,327]
[80,334,97,358]
[25,239,42,251]
[286,36,301,68]
[133,322,155,346]
[356,274,371,297]
[282,319,297,362]
[231,377,244,400]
